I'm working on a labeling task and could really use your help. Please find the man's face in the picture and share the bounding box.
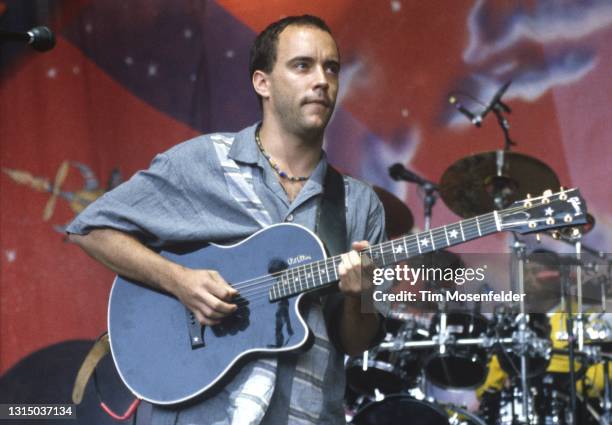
[265,25,340,135]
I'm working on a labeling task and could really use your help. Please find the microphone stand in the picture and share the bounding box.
[422,181,438,233]
[491,102,516,152]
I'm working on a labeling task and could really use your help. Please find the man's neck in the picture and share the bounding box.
[257,121,323,178]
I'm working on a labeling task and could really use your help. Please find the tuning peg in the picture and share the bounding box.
[536,234,542,243]
[542,189,552,204]
[559,186,568,201]
[551,231,560,240]
[524,193,533,208]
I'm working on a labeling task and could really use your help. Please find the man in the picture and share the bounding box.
[67,15,385,424]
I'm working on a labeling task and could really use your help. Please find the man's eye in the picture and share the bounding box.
[326,64,340,75]
[295,62,309,70]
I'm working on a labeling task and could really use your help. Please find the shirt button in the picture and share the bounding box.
[286,214,294,222]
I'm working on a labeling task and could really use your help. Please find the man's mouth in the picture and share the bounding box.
[303,98,330,107]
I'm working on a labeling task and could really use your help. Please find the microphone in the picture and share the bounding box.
[449,95,482,127]
[0,26,56,52]
[389,163,438,189]
[480,80,512,120]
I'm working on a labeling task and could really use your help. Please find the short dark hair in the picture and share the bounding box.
[249,15,334,105]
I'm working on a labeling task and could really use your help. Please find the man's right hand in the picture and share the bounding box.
[68,229,239,326]
[172,268,239,326]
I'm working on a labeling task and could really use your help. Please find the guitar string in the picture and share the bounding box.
[228,213,502,292]
[223,221,579,316]
[228,212,504,295]
[229,215,504,309]
[232,200,579,306]
[229,228,564,313]
[185,200,571,314]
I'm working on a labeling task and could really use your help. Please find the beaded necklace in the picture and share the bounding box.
[255,127,310,182]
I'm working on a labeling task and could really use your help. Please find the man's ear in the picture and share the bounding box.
[252,70,270,100]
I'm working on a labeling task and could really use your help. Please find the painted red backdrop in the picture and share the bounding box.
[1,0,611,385]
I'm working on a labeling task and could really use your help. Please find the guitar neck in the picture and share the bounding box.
[269,211,500,301]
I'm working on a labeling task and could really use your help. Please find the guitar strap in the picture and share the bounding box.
[316,165,347,256]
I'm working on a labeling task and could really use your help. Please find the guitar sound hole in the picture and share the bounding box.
[211,297,250,337]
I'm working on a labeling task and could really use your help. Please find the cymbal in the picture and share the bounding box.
[439,151,560,218]
[373,186,414,238]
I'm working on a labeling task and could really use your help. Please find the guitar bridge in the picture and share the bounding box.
[185,308,205,348]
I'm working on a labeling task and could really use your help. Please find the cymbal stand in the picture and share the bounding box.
[412,174,447,353]
[490,100,516,153]
[421,180,438,233]
[604,359,611,425]
[560,254,578,425]
[512,238,532,424]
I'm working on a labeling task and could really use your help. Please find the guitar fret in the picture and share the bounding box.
[433,228,445,250]
[334,257,340,280]
[429,230,435,250]
[475,216,482,236]
[304,264,310,291]
[291,267,298,295]
[402,236,409,258]
[302,265,308,292]
[416,233,422,254]
[310,263,317,289]
[443,225,450,246]
[296,266,303,293]
[459,220,466,241]
[493,210,501,232]
[316,261,323,287]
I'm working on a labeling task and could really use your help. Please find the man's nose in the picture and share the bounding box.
[313,65,330,90]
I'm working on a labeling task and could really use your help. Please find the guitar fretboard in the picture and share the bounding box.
[269,211,500,301]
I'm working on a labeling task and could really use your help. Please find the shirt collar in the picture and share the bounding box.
[227,122,261,165]
[228,122,328,190]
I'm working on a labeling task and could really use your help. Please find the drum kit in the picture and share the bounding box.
[345,87,611,425]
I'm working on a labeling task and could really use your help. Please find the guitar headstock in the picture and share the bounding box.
[498,188,588,235]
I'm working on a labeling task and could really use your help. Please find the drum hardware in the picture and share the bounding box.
[511,237,534,421]
[365,110,606,422]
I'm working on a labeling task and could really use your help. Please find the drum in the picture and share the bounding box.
[420,312,489,411]
[351,394,486,425]
[346,313,429,398]
[478,375,597,425]
[345,353,404,397]
[425,313,490,385]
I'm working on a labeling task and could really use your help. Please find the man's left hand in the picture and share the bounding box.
[338,240,372,297]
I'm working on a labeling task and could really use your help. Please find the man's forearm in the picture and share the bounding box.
[339,296,380,356]
[68,229,183,294]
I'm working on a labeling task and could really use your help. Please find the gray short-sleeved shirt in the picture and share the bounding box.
[67,123,386,424]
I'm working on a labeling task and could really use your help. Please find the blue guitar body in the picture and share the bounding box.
[108,223,327,405]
